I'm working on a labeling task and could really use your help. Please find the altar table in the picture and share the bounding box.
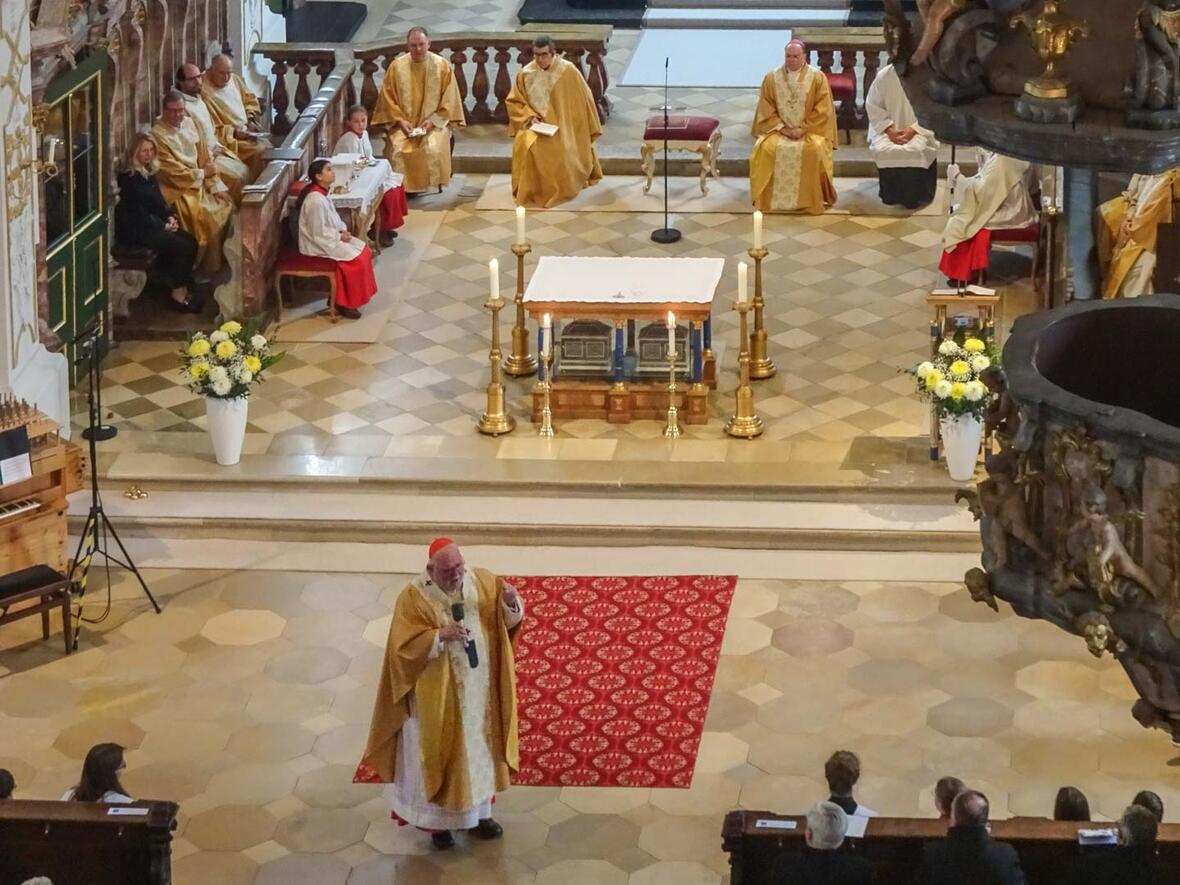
[523,256,725,424]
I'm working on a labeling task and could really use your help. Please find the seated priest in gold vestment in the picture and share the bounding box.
[749,40,837,215]
[505,35,603,208]
[201,54,270,178]
[176,63,249,202]
[1096,168,1180,299]
[149,90,233,274]
[371,27,466,194]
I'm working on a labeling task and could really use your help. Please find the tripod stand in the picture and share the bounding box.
[69,323,160,649]
[651,56,682,244]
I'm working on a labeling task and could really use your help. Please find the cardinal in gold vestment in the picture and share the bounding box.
[355,539,521,848]
[506,38,603,208]
[750,40,837,215]
[150,92,233,274]
[1097,169,1179,299]
[201,54,270,178]
[371,29,466,193]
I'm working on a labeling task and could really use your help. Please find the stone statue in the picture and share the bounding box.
[1075,611,1128,658]
[965,566,1000,611]
[976,450,1050,569]
[1066,485,1163,603]
[912,0,967,66]
[981,365,1020,446]
[1131,0,1180,126]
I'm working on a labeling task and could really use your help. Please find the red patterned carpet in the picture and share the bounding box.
[509,574,737,789]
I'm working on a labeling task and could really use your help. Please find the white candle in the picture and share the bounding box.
[515,206,526,245]
[753,211,763,250]
[488,258,499,301]
[738,261,748,304]
[542,312,551,358]
[667,310,676,354]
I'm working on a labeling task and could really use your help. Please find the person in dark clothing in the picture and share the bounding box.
[0,768,14,799]
[772,801,871,885]
[934,776,965,822]
[920,790,1026,885]
[115,132,200,312]
[1132,790,1164,823]
[1069,804,1164,885]
[1053,786,1091,822]
[824,750,877,818]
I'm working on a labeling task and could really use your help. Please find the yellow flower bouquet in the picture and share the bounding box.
[905,333,999,421]
[180,321,283,399]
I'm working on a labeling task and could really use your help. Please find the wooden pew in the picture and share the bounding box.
[0,799,178,885]
[723,810,1180,885]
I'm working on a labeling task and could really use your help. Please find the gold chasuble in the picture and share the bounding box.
[201,74,269,177]
[749,63,837,214]
[358,568,520,814]
[506,56,603,208]
[181,93,249,202]
[149,116,232,273]
[1099,170,1179,299]
[371,52,465,192]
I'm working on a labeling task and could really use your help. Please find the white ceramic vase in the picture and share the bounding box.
[206,396,248,466]
[940,414,983,483]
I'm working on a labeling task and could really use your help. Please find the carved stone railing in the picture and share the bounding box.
[252,25,613,136]
[794,28,887,134]
[238,61,355,320]
[966,295,1180,744]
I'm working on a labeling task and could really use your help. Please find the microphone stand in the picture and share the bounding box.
[651,56,681,244]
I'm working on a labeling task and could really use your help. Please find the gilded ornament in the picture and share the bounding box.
[1010,0,1089,100]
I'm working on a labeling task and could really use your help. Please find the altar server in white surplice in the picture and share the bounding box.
[333,104,408,246]
[866,64,940,208]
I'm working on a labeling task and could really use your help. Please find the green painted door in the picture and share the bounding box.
[44,50,109,384]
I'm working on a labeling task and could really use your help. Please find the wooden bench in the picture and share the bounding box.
[722,810,1180,885]
[0,799,178,885]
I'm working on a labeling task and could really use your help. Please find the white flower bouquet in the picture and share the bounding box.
[180,321,283,399]
[906,333,998,420]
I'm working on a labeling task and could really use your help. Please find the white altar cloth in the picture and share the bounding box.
[523,256,726,305]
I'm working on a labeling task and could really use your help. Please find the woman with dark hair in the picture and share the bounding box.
[296,158,378,319]
[114,132,201,313]
[62,743,133,804]
[1053,786,1091,821]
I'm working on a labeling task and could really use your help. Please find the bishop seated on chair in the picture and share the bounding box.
[506,35,603,209]
[749,39,837,216]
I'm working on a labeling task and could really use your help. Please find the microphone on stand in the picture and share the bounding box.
[651,56,681,244]
[451,602,479,669]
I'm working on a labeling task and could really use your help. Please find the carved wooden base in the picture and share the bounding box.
[531,380,710,425]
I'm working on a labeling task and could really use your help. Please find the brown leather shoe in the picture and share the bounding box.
[469,818,503,840]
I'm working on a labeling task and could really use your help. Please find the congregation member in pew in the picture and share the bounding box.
[150,90,234,275]
[372,27,466,196]
[334,105,407,247]
[1068,804,1165,885]
[1053,786,1091,822]
[1095,167,1180,299]
[505,35,603,209]
[771,801,871,885]
[921,790,1026,885]
[1133,789,1165,822]
[176,63,249,202]
[749,39,837,216]
[934,776,965,823]
[62,744,133,804]
[296,158,378,319]
[0,768,14,799]
[824,751,877,818]
[202,53,270,178]
[939,149,1037,288]
[115,133,201,313]
[865,62,939,209]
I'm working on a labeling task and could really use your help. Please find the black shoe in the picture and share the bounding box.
[469,818,503,840]
[431,830,455,850]
[380,230,398,247]
[336,306,362,319]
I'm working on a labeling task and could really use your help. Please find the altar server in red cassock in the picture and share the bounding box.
[296,158,378,319]
[334,105,408,247]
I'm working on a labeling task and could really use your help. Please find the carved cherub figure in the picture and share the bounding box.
[1134,0,1180,111]
[977,450,1050,569]
[964,566,999,611]
[1068,486,1164,602]
[1075,611,1128,658]
[980,365,1019,446]
[911,0,968,65]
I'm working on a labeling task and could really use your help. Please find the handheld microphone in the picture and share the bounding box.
[451,602,479,669]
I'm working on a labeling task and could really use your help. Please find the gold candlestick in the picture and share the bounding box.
[725,299,764,439]
[504,243,538,377]
[747,246,776,379]
[538,347,555,437]
[663,351,681,438]
[476,289,516,436]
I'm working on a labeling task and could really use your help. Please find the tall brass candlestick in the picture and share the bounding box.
[538,347,555,437]
[504,243,538,377]
[747,246,776,379]
[663,351,681,438]
[725,298,764,439]
[476,289,516,436]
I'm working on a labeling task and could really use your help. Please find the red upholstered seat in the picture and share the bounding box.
[275,244,336,274]
[824,71,856,101]
[990,223,1041,243]
[644,115,720,141]
[288,178,309,198]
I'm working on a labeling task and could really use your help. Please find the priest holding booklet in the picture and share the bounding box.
[506,35,603,208]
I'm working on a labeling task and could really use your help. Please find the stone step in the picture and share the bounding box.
[648,0,848,8]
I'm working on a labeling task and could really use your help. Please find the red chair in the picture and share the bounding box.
[276,179,341,322]
[824,71,857,145]
[988,222,1043,292]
